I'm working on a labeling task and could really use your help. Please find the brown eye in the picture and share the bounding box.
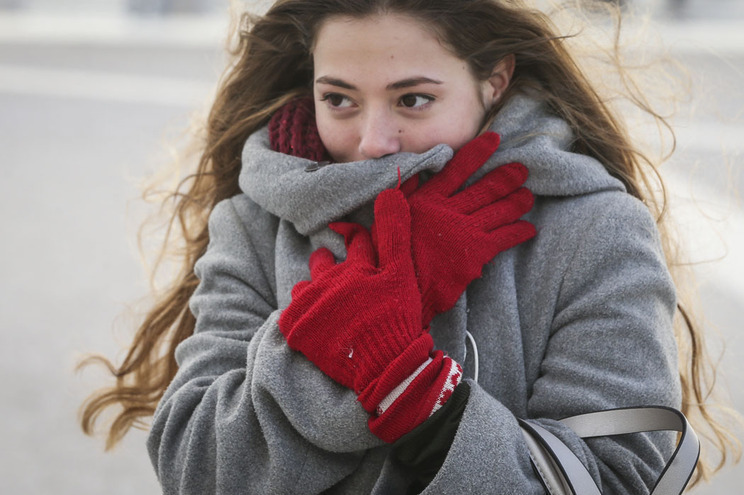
[328,94,345,106]
[399,94,433,109]
[322,93,353,108]
[400,95,418,107]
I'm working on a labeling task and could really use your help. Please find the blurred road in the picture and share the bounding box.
[0,1,741,493]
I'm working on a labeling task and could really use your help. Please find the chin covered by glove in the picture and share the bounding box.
[279,189,462,443]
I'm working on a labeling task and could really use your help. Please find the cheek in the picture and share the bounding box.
[444,101,489,149]
[407,110,485,153]
[316,115,355,161]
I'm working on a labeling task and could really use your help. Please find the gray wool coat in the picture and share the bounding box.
[147,93,681,494]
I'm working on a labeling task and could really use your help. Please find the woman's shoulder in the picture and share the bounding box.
[529,190,665,270]
[208,193,281,246]
[536,189,658,235]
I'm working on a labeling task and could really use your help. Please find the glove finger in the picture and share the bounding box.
[329,221,376,266]
[290,279,312,300]
[448,162,528,214]
[370,221,379,251]
[308,247,337,279]
[482,220,536,253]
[420,132,500,197]
[373,189,414,269]
[400,175,420,197]
[371,175,416,247]
[328,221,359,244]
[469,187,534,230]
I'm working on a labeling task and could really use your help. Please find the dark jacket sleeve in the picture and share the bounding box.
[391,383,471,494]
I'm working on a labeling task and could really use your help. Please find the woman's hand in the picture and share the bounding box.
[392,132,536,326]
[279,189,462,442]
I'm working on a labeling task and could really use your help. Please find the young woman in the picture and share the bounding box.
[80,0,740,493]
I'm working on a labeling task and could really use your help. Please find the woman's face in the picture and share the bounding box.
[312,14,509,163]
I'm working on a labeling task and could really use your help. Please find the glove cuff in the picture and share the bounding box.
[366,351,463,443]
[375,357,433,415]
[356,332,433,401]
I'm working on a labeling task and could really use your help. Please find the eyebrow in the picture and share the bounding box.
[315,76,443,91]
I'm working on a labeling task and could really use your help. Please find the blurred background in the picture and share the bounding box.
[0,0,741,493]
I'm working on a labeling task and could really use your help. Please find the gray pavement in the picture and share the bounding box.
[0,2,742,493]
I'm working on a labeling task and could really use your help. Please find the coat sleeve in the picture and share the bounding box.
[147,196,383,495]
[423,193,681,494]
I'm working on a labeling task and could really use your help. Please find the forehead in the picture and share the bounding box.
[312,14,464,76]
[313,13,438,48]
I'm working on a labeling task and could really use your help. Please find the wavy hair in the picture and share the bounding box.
[79,0,740,485]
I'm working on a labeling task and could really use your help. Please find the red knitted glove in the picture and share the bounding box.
[279,189,462,443]
[268,96,329,162]
[386,132,536,326]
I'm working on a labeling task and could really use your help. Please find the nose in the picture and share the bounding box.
[358,109,401,159]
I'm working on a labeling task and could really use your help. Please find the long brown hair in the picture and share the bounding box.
[79,0,740,484]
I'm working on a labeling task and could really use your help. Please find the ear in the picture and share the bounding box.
[483,54,515,106]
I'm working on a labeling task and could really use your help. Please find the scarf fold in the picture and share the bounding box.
[239,93,625,235]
